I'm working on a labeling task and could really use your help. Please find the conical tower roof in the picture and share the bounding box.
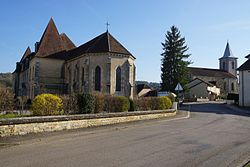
[36,18,66,57]
[222,42,234,58]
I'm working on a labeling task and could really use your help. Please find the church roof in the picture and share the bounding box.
[60,33,76,51]
[20,47,31,62]
[220,42,237,59]
[188,67,236,78]
[36,18,75,58]
[238,59,250,71]
[68,31,135,60]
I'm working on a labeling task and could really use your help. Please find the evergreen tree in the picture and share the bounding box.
[161,26,191,92]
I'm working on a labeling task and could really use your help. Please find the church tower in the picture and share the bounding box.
[219,42,238,76]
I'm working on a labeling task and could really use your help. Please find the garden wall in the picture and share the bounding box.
[0,109,176,137]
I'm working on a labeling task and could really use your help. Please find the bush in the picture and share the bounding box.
[31,94,63,116]
[59,94,78,114]
[129,98,136,111]
[104,96,130,112]
[93,92,105,113]
[134,96,172,111]
[0,87,14,112]
[134,97,152,111]
[159,96,172,109]
[77,93,96,114]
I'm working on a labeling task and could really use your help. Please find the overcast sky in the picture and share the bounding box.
[1,0,250,82]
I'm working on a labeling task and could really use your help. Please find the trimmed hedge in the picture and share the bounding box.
[104,96,130,112]
[30,93,172,116]
[134,97,172,111]
[31,94,63,116]
[59,94,78,114]
[77,93,96,114]
[129,98,136,111]
[93,92,105,113]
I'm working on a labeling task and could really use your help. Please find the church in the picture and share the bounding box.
[13,18,136,99]
[186,42,238,100]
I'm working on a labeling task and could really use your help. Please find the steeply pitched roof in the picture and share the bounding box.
[60,33,76,50]
[20,47,31,62]
[238,59,250,71]
[223,42,234,58]
[188,67,236,78]
[220,42,237,59]
[68,31,135,60]
[36,18,75,58]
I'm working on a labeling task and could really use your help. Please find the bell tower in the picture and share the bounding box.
[219,42,238,76]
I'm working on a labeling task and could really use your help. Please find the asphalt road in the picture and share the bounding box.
[0,102,250,167]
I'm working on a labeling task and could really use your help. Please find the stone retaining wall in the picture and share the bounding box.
[0,110,176,137]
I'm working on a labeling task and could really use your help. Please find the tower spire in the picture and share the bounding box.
[223,41,233,58]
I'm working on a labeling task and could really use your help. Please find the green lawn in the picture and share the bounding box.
[0,114,26,119]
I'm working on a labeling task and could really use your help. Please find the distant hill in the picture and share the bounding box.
[136,81,161,90]
[0,73,13,88]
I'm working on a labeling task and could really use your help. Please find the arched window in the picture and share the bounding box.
[231,82,234,91]
[82,68,84,86]
[116,66,121,91]
[95,66,101,91]
[222,62,226,70]
[232,61,235,69]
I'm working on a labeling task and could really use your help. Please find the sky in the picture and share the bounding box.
[1,0,250,82]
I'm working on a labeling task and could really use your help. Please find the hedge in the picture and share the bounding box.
[77,93,96,114]
[134,97,172,111]
[104,96,130,112]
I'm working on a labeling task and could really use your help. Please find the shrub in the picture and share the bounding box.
[128,98,136,111]
[134,97,152,111]
[31,94,63,116]
[93,92,105,113]
[77,93,95,114]
[104,96,130,112]
[0,87,14,112]
[134,96,172,111]
[59,94,78,114]
[159,96,172,109]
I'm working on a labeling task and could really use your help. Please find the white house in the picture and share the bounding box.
[185,78,220,101]
[238,54,250,107]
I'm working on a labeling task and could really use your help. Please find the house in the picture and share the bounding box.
[238,54,250,107]
[136,84,157,97]
[187,42,238,99]
[13,18,136,99]
[185,78,220,101]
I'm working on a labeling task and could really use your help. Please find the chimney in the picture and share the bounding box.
[35,42,40,52]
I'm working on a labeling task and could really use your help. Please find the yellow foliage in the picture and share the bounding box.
[32,94,63,116]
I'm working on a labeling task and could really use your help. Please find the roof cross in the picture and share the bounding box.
[106,22,110,31]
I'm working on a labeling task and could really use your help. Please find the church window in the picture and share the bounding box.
[232,62,235,69]
[224,82,227,90]
[95,66,101,91]
[231,82,235,91]
[222,62,226,70]
[116,66,122,91]
[82,68,85,86]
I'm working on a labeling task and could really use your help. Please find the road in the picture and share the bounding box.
[0,102,250,167]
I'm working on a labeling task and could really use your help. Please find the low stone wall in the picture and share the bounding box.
[0,110,176,137]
